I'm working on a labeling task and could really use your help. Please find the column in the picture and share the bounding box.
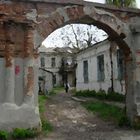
[23,27,35,105]
[5,43,15,103]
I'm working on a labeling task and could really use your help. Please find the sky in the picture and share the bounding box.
[84,0,140,7]
[42,0,140,48]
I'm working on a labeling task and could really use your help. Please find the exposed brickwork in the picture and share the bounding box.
[66,6,84,21]
[0,0,140,126]
[5,43,14,67]
[26,67,34,96]
[24,28,34,57]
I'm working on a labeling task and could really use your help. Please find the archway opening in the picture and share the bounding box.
[36,4,134,125]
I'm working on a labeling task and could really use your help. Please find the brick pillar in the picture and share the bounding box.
[23,28,35,105]
[5,43,15,103]
[126,32,140,124]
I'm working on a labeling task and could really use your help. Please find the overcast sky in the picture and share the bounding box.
[84,0,140,7]
[43,0,140,48]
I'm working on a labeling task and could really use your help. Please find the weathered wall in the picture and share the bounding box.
[0,0,140,128]
[39,52,62,88]
[0,58,5,103]
[76,40,126,94]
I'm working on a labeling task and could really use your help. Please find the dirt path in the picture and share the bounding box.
[43,91,140,140]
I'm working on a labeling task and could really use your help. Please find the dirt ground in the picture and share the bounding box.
[39,90,140,140]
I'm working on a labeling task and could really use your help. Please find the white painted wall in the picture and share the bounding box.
[76,40,126,94]
[39,53,62,88]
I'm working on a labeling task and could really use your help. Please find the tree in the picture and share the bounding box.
[106,0,136,7]
[60,24,107,50]
[42,24,107,50]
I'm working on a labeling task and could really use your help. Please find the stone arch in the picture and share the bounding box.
[1,0,140,131]
[36,5,130,53]
[36,5,137,122]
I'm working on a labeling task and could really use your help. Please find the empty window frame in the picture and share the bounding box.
[52,74,56,87]
[97,55,105,81]
[83,60,89,83]
[40,57,45,67]
[51,57,56,67]
[117,49,125,80]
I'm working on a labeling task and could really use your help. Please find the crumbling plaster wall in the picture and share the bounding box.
[0,0,140,129]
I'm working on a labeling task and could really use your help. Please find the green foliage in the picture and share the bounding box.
[75,90,96,97]
[42,120,53,134]
[38,95,53,135]
[49,90,56,95]
[0,130,9,140]
[82,101,130,127]
[75,90,125,102]
[106,91,125,102]
[106,0,136,7]
[39,95,48,113]
[118,115,131,127]
[12,128,37,139]
[95,90,107,100]
[70,88,76,95]
[50,86,64,94]
[48,86,64,96]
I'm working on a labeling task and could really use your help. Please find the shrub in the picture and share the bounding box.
[42,120,53,134]
[75,90,96,97]
[12,128,37,139]
[0,130,9,140]
[75,90,125,102]
[118,115,130,127]
[95,90,106,100]
[49,90,56,95]
[106,92,125,102]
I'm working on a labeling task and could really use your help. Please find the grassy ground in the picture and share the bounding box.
[75,90,125,102]
[39,95,53,135]
[49,86,64,95]
[82,101,130,127]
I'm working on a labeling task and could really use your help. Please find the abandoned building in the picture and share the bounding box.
[39,45,77,93]
[76,39,126,94]
[0,0,140,130]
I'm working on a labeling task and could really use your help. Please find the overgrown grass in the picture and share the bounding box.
[12,128,38,139]
[39,95,48,113]
[75,90,125,102]
[82,101,130,127]
[0,130,9,140]
[0,128,38,140]
[49,86,64,95]
[42,120,53,134]
[38,95,53,135]
[0,95,53,140]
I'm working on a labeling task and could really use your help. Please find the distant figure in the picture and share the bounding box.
[45,84,48,95]
[64,82,70,93]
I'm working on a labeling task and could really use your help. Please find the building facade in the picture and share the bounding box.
[39,46,77,92]
[76,39,126,94]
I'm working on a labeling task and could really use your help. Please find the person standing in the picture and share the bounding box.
[64,82,70,93]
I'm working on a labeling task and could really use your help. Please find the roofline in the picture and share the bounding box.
[77,38,109,55]
[12,0,140,14]
[12,0,84,5]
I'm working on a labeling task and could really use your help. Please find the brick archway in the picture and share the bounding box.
[0,0,140,130]
[36,5,130,52]
[35,5,140,126]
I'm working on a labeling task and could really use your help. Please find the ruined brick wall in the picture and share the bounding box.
[0,0,139,127]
